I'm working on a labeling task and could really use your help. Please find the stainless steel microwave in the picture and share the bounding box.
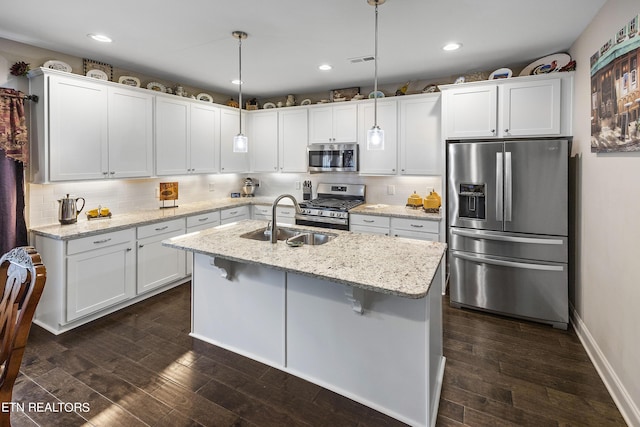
[307,143,358,173]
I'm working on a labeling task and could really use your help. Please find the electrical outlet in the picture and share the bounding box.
[155,188,159,198]
[387,185,395,195]
[295,181,301,190]
[208,183,215,192]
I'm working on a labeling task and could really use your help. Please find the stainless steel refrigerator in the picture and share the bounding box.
[447,138,570,329]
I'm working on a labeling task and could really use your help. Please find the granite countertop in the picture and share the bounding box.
[163,219,446,299]
[30,197,441,240]
[350,204,442,221]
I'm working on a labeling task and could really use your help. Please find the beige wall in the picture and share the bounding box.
[570,1,640,424]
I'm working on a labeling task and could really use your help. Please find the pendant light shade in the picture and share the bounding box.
[232,31,248,153]
[367,0,385,151]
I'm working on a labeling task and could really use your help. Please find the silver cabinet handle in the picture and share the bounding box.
[228,211,237,215]
[451,250,564,272]
[491,129,496,134]
[126,248,132,252]
[102,172,108,175]
[198,217,209,222]
[139,244,144,248]
[155,226,169,231]
[93,238,112,244]
[410,224,424,228]
[363,219,375,223]
[110,171,115,175]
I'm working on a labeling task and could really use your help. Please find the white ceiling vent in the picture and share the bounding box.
[349,55,375,64]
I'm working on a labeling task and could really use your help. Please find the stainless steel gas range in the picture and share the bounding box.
[295,183,365,230]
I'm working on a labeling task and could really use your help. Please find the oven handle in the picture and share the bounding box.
[451,250,564,272]
[295,214,347,226]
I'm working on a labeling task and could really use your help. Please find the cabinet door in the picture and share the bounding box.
[279,109,308,172]
[156,97,190,175]
[332,104,358,142]
[49,75,108,181]
[358,100,398,175]
[399,95,441,175]
[220,108,250,173]
[444,85,498,139]
[137,229,186,294]
[501,79,561,137]
[250,110,279,172]
[66,240,135,322]
[108,87,154,178]
[308,106,334,143]
[190,103,219,174]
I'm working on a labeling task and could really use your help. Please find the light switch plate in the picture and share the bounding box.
[387,185,395,195]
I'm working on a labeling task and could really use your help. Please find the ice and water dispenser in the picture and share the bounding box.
[458,183,486,220]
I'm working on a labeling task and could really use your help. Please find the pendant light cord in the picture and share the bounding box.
[373,2,379,127]
[238,35,243,134]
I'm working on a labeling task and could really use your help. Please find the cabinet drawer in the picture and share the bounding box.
[350,214,390,228]
[350,224,389,236]
[253,205,271,218]
[187,211,221,228]
[137,218,185,239]
[391,217,439,234]
[67,228,135,256]
[221,205,250,220]
[276,206,296,218]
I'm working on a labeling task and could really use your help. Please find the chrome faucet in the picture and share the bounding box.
[270,194,301,243]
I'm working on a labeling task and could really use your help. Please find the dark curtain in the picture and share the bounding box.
[0,88,29,254]
[0,151,28,254]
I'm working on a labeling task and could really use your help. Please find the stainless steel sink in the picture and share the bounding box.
[240,227,336,246]
[285,232,336,246]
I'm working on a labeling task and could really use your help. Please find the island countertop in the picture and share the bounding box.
[163,219,446,299]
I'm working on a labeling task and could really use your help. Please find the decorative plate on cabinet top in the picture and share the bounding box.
[488,68,512,80]
[118,76,140,87]
[197,93,213,102]
[368,91,385,98]
[43,60,72,73]
[263,102,276,109]
[519,53,571,76]
[146,82,166,92]
[86,69,109,80]
[300,99,311,106]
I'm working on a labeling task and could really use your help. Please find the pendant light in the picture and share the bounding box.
[232,31,248,153]
[367,0,385,151]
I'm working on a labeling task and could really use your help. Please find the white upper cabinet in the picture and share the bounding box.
[189,103,220,174]
[250,110,279,172]
[220,108,250,173]
[155,97,190,175]
[358,99,398,175]
[309,103,358,143]
[156,98,220,176]
[278,108,308,173]
[30,69,153,182]
[399,94,441,175]
[108,87,154,178]
[442,74,570,139]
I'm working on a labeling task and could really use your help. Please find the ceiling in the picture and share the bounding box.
[0,0,605,98]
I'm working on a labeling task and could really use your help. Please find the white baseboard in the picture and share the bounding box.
[570,304,639,426]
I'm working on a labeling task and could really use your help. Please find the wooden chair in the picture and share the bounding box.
[0,247,46,426]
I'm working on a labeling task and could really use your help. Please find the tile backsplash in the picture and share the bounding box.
[27,173,442,228]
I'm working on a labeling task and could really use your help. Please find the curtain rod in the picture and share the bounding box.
[0,92,39,103]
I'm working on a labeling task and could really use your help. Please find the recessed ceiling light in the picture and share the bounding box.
[88,34,112,43]
[442,42,462,51]
[318,64,332,71]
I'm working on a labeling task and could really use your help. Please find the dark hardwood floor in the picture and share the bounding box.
[9,283,626,426]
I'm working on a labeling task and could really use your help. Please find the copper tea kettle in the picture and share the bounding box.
[58,194,85,224]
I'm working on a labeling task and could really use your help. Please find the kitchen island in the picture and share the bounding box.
[163,219,447,427]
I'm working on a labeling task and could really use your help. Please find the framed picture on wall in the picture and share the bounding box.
[82,58,113,81]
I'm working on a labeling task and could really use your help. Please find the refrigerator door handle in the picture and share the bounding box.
[451,250,565,272]
[496,152,503,221]
[505,151,512,222]
[451,228,564,245]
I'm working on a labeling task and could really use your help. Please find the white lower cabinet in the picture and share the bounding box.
[136,219,187,294]
[391,217,439,241]
[65,229,136,322]
[186,211,221,275]
[350,214,390,235]
[220,205,251,225]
